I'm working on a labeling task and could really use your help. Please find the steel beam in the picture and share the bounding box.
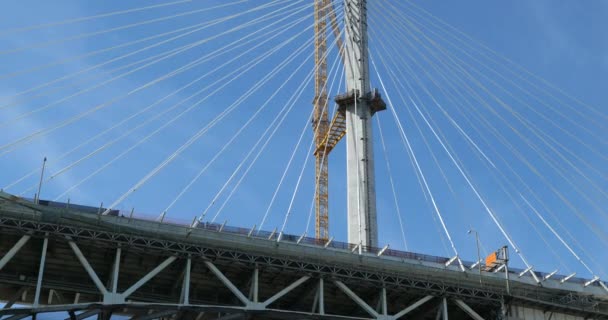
[122,256,176,298]
[262,276,310,307]
[67,310,77,320]
[6,314,31,320]
[3,287,27,309]
[33,236,48,307]
[130,310,177,320]
[111,248,121,294]
[216,314,245,320]
[68,309,100,320]
[204,261,250,306]
[67,240,108,295]
[380,287,387,315]
[319,278,325,315]
[182,258,191,305]
[441,298,448,320]
[393,295,434,319]
[3,207,608,319]
[252,267,259,303]
[453,299,485,320]
[334,281,378,318]
[0,235,30,271]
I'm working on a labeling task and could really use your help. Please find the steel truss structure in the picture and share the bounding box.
[0,194,607,319]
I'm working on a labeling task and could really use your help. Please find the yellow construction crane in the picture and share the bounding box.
[313,0,346,241]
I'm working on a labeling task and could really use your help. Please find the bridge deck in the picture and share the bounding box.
[0,192,607,319]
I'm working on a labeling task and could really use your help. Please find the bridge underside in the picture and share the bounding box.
[0,228,500,319]
[0,194,606,319]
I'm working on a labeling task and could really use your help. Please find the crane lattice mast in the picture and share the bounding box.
[313,0,330,241]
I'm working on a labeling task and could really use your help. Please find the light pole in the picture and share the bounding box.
[468,229,483,286]
[34,157,47,205]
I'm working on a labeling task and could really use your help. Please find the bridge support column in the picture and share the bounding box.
[180,257,191,305]
[341,0,386,249]
[441,297,449,320]
[318,278,325,315]
[33,236,48,307]
[380,287,388,316]
[110,248,121,294]
[251,267,259,303]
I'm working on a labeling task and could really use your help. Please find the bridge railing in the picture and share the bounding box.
[19,196,602,289]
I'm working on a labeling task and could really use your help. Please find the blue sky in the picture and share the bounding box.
[0,0,606,287]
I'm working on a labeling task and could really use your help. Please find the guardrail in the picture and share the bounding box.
[12,195,605,289]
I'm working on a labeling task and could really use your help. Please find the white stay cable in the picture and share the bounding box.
[370,53,465,271]
[304,63,345,235]
[0,0,293,107]
[54,17,317,201]
[204,62,314,223]
[17,3,319,195]
[100,17,319,215]
[398,0,608,125]
[0,0,252,55]
[56,12,320,202]
[0,0,304,156]
[379,6,608,245]
[162,13,340,217]
[2,50,192,190]
[259,106,314,232]
[397,13,608,231]
[371,19,569,272]
[0,0,193,37]
[520,195,595,276]
[0,0,305,131]
[383,0,606,146]
[208,15,345,225]
[4,29,256,191]
[209,58,320,224]
[370,24,484,256]
[0,13,240,82]
[376,116,408,251]
[406,85,539,280]
[257,17,346,233]
[279,40,344,237]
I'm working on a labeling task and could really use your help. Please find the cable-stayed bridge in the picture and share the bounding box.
[0,1,607,319]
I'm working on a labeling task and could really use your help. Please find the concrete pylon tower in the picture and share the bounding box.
[337,0,386,249]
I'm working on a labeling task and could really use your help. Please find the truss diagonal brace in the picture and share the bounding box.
[123,256,176,298]
[2,287,27,310]
[453,299,485,320]
[67,239,109,295]
[0,235,31,271]
[262,276,310,307]
[393,295,434,319]
[204,261,251,306]
[334,281,379,318]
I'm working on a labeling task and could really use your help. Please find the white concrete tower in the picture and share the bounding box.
[338,0,385,249]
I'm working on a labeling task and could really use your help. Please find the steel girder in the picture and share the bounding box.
[0,213,607,319]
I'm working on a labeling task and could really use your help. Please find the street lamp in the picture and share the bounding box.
[468,229,483,286]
